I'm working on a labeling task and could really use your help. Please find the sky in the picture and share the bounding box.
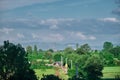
[0,0,120,50]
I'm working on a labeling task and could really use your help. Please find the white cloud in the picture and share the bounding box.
[0,27,14,34]
[100,18,120,22]
[76,32,87,40]
[42,33,64,42]
[31,33,64,42]
[49,25,59,30]
[69,31,96,40]
[46,19,58,25]
[32,33,39,39]
[88,36,96,40]
[17,33,24,38]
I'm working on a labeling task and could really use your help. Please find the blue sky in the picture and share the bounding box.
[0,0,120,50]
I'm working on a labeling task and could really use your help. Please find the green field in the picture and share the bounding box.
[35,66,120,80]
[34,68,68,80]
[102,66,120,79]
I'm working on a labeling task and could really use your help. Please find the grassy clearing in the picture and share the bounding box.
[34,68,68,80]
[35,66,120,79]
[102,66,120,78]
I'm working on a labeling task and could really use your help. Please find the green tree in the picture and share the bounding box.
[103,52,114,66]
[44,51,53,63]
[68,54,89,79]
[34,45,38,54]
[26,45,32,54]
[76,44,91,55]
[53,53,62,61]
[103,42,113,51]
[109,46,120,58]
[64,47,74,54]
[76,43,79,50]
[48,49,54,53]
[0,40,37,80]
[83,55,103,80]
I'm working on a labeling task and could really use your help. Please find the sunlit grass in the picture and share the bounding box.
[34,66,120,79]
[102,66,120,78]
[34,68,68,80]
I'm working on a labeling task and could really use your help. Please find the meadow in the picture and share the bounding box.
[35,66,120,80]
[102,66,120,79]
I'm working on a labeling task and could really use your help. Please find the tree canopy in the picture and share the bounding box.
[0,40,37,80]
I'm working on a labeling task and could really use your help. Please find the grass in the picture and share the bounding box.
[102,66,120,79]
[35,66,120,80]
[34,69,55,78]
[34,68,68,80]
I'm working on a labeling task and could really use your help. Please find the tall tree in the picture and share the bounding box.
[64,47,74,54]
[109,46,120,57]
[34,45,38,54]
[26,45,32,54]
[48,49,54,53]
[76,44,91,54]
[0,40,37,80]
[53,53,63,62]
[103,42,113,51]
[83,55,104,80]
[76,43,79,50]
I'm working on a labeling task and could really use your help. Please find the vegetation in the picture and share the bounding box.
[0,40,120,80]
[0,40,37,80]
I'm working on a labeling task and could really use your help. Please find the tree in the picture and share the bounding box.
[109,46,120,58]
[53,53,62,61]
[103,42,113,51]
[102,52,114,66]
[83,55,103,80]
[76,43,79,50]
[48,49,54,53]
[76,44,91,55]
[34,45,38,54]
[44,51,52,59]
[64,47,74,54]
[26,45,32,54]
[0,40,37,80]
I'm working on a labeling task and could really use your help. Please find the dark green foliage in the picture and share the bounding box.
[53,53,62,61]
[76,43,79,49]
[102,52,114,66]
[68,75,84,80]
[44,51,52,60]
[68,69,85,80]
[26,45,32,54]
[48,49,54,53]
[34,45,38,54]
[83,55,104,80]
[76,44,91,55]
[0,40,37,80]
[103,42,113,51]
[41,74,62,80]
[64,47,74,54]
[109,46,120,58]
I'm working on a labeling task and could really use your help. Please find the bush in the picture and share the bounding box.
[41,74,62,80]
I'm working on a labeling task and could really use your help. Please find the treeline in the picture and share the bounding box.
[26,42,120,67]
[26,41,120,80]
[0,40,120,80]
